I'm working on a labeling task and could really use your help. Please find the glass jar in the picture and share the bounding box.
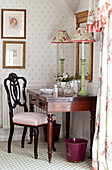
[64,82,73,97]
[57,82,64,96]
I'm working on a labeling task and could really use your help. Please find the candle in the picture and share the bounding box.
[61,43,63,59]
[82,41,84,59]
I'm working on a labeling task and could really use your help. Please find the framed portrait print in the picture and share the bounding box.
[3,41,25,68]
[1,9,26,39]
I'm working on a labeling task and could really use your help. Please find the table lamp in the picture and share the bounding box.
[52,30,72,73]
[71,27,96,96]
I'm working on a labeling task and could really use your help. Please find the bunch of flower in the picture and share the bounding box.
[55,72,70,82]
[55,72,77,82]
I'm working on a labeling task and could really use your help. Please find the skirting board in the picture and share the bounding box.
[0,135,63,142]
[0,134,29,142]
[0,129,63,142]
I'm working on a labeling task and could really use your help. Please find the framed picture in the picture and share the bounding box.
[1,9,26,39]
[3,41,25,68]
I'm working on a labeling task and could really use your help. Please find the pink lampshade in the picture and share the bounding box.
[71,27,96,43]
[52,30,72,43]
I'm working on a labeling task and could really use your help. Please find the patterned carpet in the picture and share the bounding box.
[0,139,91,170]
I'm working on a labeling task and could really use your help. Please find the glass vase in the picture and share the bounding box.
[61,82,66,88]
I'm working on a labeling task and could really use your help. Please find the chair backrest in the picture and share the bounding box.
[4,73,28,120]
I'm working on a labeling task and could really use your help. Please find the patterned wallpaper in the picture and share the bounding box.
[0,0,101,148]
[0,0,75,137]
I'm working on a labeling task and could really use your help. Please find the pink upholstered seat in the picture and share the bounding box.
[4,73,56,159]
[13,112,56,126]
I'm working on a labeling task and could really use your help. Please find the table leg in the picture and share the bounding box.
[66,112,70,139]
[47,114,53,163]
[52,122,56,151]
[28,103,34,144]
[89,111,96,158]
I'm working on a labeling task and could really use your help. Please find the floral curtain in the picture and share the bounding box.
[86,0,112,169]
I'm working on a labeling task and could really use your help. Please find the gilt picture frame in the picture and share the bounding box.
[74,10,93,83]
[1,9,26,39]
[3,41,25,68]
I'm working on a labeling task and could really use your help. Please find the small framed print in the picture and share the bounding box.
[3,41,25,68]
[1,9,26,39]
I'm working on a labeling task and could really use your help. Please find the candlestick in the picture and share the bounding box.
[82,42,84,59]
[78,59,88,96]
[71,27,96,96]
[59,58,65,73]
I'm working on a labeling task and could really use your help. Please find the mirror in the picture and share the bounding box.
[74,10,93,82]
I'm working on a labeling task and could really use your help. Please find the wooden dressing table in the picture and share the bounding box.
[27,89,97,163]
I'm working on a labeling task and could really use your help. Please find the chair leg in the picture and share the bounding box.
[8,124,14,153]
[52,122,56,152]
[28,127,33,144]
[34,127,39,159]
[21,126,27,148]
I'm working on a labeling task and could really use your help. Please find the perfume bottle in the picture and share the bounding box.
[53,84,58,97]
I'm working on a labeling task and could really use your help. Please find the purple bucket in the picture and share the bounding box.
[64,138,88,162]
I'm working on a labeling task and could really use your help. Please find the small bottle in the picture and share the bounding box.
[73,80,78,94]
[78,80,81,92]
[70,81,74,88]
[53,84,58,97]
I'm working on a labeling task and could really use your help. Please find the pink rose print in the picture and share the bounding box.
[100,138,112,160]
[107,54,111,63]
[62,36,66,41]
[89,10,94,16]
[77,29,81,34]
[92,158,99,170]
[88,11,92,16]
[110,9,112,14]
[97,7,102,15]
[106,97,108,111]
[53,37,56,41]
[99,67,102,82]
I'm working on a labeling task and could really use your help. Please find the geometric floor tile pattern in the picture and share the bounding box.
[0,139,91,170]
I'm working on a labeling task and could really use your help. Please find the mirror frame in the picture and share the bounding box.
[74,10,93,83]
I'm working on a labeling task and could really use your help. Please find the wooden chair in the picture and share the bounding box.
[4,73,56,159]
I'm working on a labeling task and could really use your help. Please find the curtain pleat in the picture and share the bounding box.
[86,0,112,169]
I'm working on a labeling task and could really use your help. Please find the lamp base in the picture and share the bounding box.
[78,89,88,96]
